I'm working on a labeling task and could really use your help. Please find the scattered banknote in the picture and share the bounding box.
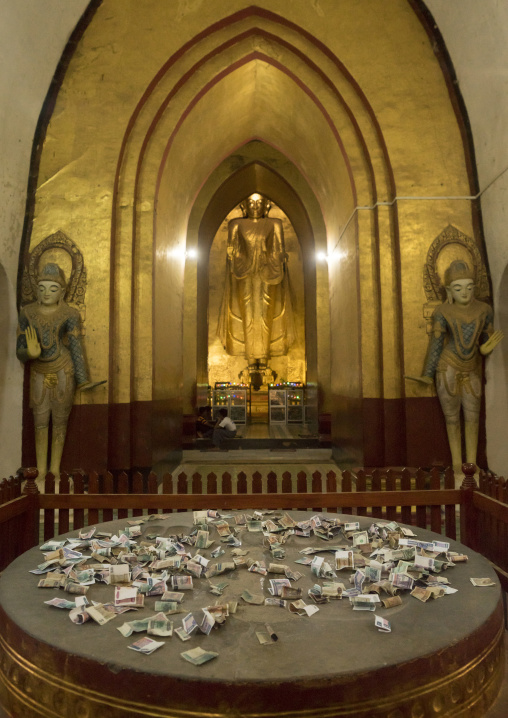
[154,601,178,613]
[69,607,91,624]
[382,595,402,608]
[199,609,215,635]
[410,587,431,602]
[470,578,496,587]
[264,597,287,608]
[289,600,319,617]
[78,527,96,540]
[241,590,265,605]
[44,597,76,609]
[117,617,151,637]
[256,631,273,645]
[175,627,192,641]
[375,615,391,632]
[162,591,184,603]
[86,603,116,625]
[181,647,218,665]
[182,613,198,635]
[148,614,173,637]
[128,637,164,654]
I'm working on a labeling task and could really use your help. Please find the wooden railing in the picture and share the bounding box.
[1,465,466,571]
[3,464,508,590]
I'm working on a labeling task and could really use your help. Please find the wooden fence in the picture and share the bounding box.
[2,465,508,591]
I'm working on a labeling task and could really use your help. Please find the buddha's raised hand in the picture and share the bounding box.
[480,330,504,356]
[25,326,41,359]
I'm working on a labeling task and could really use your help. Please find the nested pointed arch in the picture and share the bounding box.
[183,151,328,401]
[25,0,477,469]
[112,10,397,439]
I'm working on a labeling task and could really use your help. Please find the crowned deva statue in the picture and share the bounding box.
[16,262,103,478]
[217,193,294,380]
[407,259,503,481]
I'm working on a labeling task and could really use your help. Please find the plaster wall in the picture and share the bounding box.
[425,0,508,473]
[0,0,88,478]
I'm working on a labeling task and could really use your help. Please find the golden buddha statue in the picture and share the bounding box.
[16,263,103,478]
[217,193,294,371]
[407,260,503,480]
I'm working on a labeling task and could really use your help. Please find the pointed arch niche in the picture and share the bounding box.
[24,3,479,470]
[183,145,328,433]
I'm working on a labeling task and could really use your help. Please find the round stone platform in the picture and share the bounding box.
[0,511,504,718]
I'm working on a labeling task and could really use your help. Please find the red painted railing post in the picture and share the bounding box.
[460,463,478,550]
[22,468,40,549]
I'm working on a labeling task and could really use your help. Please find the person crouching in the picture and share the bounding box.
[212,408,237,450]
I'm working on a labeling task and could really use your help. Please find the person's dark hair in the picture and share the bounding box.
[198,406,207,416]
[219,408,228,417]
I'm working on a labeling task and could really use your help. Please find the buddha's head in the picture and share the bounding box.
[444,260,475,306]
[242,193,271,219]
[37,263,66,306]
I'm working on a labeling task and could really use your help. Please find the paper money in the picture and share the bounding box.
[78,527,96,540]
[382,595,402,608]
[410,586,431,602]
[114,586,138,606]
[289,600,319,617]
[171,575,193,590]
[148,613,173,637]
[40,540,66,551]
[284,568,303,582]
[247,520,263,532]
[182,612,198,635]
[181,647,218,665]
[352,531,369,546]
[44,597,76,609]
[205,562,235,579]
[215,521,231,536]
[256,631,273,645]
[38,574,66,589]
[264,597,287,608]
[128,637,164,654]
[69,607,91,624]
[375,615,391,632]
[391,573,414,590]
[175,626,192,641]
[86,603,116,625]
[280,585,302,600]
[63,580,89,595]
[195,530,210,549]
[241,590,265,605]
[268,563,288,574]
[117,617,151,637]
[199,609,215,635]
[154,601,178,612]
[470,578,496,587]
[335,550,354,570]
[161,590,184,603]
[109,565,130,585]
[321,582,343,598]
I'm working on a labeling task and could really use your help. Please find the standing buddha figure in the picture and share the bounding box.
[16,262,101,478]
[407,260,503,480]
[217,193,294,370]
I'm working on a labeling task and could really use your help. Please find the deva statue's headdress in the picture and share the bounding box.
[444,260,474,286]
[37,263,67,288]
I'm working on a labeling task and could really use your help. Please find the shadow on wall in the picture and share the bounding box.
[497,263,508,383]
[0,263,12,414]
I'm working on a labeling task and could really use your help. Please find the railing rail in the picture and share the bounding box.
[3,464,508,584]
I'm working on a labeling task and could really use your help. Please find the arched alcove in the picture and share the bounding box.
[19,1,481,471]
[182,143,329,437]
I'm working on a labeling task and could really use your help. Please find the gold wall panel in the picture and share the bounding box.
[27,0,478,462]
